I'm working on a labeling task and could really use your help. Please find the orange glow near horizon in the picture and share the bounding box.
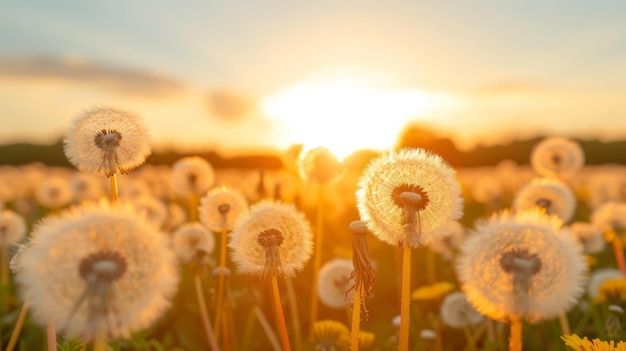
[260,76,453,160]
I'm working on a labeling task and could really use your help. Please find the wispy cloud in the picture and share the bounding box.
[206,89,256,121]
[0,55,187,98]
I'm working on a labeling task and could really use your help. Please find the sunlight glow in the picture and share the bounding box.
[260,78,451,160]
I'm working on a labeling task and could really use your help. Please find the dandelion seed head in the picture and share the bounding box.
[456,209,587,322]
[35,176,73,209]
[171,157,215,197]
[570,222,605,254]
[131,195,167,229]
[199,186,248,232]
[356,148,463,247]
[172,222,215,264]
[513,178,577,223]
[16,200,179,341]
[591,201,626,233]
[440,291,484,328]
[530,137,584,179]
[587,268,623,299]
[63,107,151,177]
[317,258,354,308]
[0,209,27,247]
[229,199,313,278]
[298,146,343,184]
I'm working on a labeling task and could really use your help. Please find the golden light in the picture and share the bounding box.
[260,77,450,160]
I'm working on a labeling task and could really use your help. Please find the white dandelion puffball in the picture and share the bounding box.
[229,199,313,278]
[590,201,626,233]
[456,209,587,323]
[513,178,576,223]
[63,107,151,177]
[356,148,463,247]
[298,146,343,184]
[530,137,584,179]
[35,176,73,209]
[440,291,484,328]
[199,186,249,232]
[570,222,605,254]
[587,268,623,299]
[70,173,105,203]
[317,258,354,308]
[171,157,215,197]
[0,210,27,247]
[130,195,168,229]
[172,222,216,264]
[16,200,179,341]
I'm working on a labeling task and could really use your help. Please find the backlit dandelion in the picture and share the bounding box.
[229,199,313,351]
[562,334,626,351]
[16,200,179,345]
[35,176,73,210]
[198,185,248,337]
[457,209,587,351]
[356,147,462,351]
[591,201,626,275]
[172,222,215,264]
[439,291,484,329]
[513,178,576,223]
[1,209,26,287]
[131,195,167,229]
[530,137,584,179]
[312,319,350,351]
[317,258,354,309]
[570,222,605,254]
[171,157,215,222]
[63,107,151,178]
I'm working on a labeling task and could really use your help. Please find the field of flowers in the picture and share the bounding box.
[1,107,626,351]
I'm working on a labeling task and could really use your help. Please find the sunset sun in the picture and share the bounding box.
[260,76,450,160]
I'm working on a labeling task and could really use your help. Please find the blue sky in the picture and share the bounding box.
[1,1,626,155]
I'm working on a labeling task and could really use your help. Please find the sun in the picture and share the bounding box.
[260,76,448,160]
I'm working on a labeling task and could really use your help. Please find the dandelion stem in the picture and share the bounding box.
[610,231,626,276]
[462,324,477,351]
[426,247,437,285]
[508,315,522,351]
[93,330,106,351]
[308,185,324,339]
[558,312,571,336]
[399,245,412,351]
[1,245,8,288]
[271,275,292,351]
[350,288,361,351]
[47,319,57,351]
[189,194,199,222]
[285,276,302,351]
[6,301,29,351]
[194,274,220,351]
[253,305,282,351]
[109,173,119,203]
[213,229,228,338]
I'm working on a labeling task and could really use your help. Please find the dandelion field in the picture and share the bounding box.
[1,111,626,351]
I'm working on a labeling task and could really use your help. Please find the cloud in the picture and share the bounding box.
[206,89,256,121]
[0,55,187,98]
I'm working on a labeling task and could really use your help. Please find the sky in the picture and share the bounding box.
[1,1,626,158]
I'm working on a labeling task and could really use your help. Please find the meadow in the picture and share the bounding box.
[1,109,626,351]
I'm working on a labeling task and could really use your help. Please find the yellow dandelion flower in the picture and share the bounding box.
[457,209,588,322]
[229,199,313,278]
[356,148,463,247]
[530,137,584,179]
[595,277,626,304]
[411,282,455,302]
[63,107,151,177]
[312,319,350,350]
[199,186,248,232]
[358,331,375,350]
[513,177,577,223]
[588,268,623,300]
[16,200,179,341]
[562,334,626,351]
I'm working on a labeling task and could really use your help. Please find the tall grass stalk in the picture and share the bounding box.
[194,274,220,351]
[6,302,29,351]
[285,276,302,351]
